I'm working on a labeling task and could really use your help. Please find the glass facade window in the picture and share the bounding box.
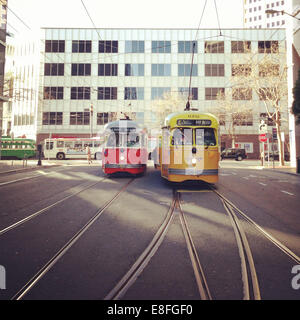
[72,40,92,53]
[178,41,197,53]
[97,87,117,100]
[178,87,198,100]
[258,87,277,100]
[178,64,198,76]
[98,40,118,53]
[258,64,279,77]
[205,64,225,76]
[152,41,171,53]
[70,112,90,125]
[233,113,253,126]
[45,40,65,53]
[97,112,112,125]
[71,64,91,76]
[98,64,118,76]
[205,87,225,100]
[231,41,251,53]
[43,112,63,125]
[44,87,64,99]
[70,87,90,100]
[151,87,171,100]
[125,41,144,53]
[124,87,144,100]
[205,41,224,53]
[232,88,252,100]
[125,64,144,76]
[258,41,278,53]
[151,64,171,76]
[44,63,64,76]
[231,64,252,77]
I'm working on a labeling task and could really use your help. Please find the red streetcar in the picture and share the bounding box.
[102,119,148,176]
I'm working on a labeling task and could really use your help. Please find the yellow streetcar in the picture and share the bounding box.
[158,111,219,184]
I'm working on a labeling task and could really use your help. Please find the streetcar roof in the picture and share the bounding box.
[104,120,146,132]
[163,111,219,128]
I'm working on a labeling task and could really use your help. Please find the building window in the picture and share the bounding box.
[97,87,117,100]
[205,88,225,100]
[151,64,171,76]
[98,40,118,53]
[178,41,197,53]
[232,88,252,100]
[205,64,225,76]
[70,87,90,100]
[260,113,275,126]
[43,112,63,125]
[124,87,144,100]
[231,41,251,53]
[44,63,64,76]
[178,64,198,76]
[258,87,278,100]
[70,112,90,125]
[259,64,279,77]
[151,87,171,100]
[98,64,118,76]
[205,41,224,53]
[72,40,92,53]
[44,87,64,99]
[125,64,144,76]
[152,41,171,53]
[258,41,279,53]
[125,41,144,53]
[178,87,198,100]
[45,40,65,53]
[97,112,116,125]
[71,63,91,76]
[231,64,252,76]
[233,113,253,126]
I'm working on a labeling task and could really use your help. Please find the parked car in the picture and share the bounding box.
[264,151,290,161]
[220,148,247,161]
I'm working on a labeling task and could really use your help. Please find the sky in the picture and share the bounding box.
[6,0,244,34]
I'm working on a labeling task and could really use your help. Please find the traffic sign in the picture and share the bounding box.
[259,134,267,142]
[259,120,267,134]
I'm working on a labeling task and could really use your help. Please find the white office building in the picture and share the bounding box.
[8,27,289,159]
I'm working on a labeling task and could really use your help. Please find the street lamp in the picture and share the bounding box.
[265,9,300,20]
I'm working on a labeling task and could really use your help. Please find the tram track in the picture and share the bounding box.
[105,190,212,300]
[10,178,135,300]
[0,176,106,237]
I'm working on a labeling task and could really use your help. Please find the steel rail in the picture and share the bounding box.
[212,188,300,265]
[176,192,212,300]
[0,177,106,237]
[104,195,177,300]
[11,178,134,300]
[221,199,261,300]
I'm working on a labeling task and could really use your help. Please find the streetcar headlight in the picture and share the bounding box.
[120,155,125,161]
[191,158,197,165]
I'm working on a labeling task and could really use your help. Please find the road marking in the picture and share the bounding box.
[281,190,294,196]
[242,177,249,180]
[258,182,267,186]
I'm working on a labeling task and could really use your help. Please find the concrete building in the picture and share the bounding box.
[7,28,289,159]
[243,0,288,28]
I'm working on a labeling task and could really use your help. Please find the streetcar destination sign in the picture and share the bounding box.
[177,119,212,126]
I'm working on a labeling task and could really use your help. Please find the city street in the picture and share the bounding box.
[0,160,299,300]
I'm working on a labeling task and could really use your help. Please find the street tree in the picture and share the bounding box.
[226,43,288,165]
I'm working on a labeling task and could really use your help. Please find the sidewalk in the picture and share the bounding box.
[0,159,59,175]
[262,164,299,176]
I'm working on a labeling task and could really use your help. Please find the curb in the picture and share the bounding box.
[262,167,299,177]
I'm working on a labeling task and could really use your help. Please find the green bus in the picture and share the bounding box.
[0,136,36,159]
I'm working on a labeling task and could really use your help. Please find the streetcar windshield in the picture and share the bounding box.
[126,133,140,147]
[171,128,193,146]
[195,128,216,146]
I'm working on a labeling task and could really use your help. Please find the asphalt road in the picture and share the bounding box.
[0,160,299,300]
